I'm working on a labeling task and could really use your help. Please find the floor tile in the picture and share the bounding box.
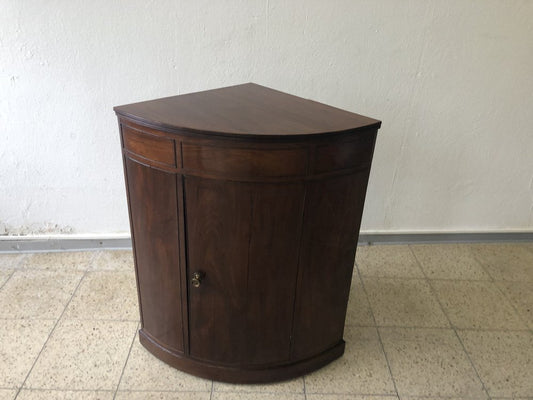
[0,270,13,288]
[307,396,398,400]
[458,330,533,398]
[18,251,95,271]
[380,327,485,398]
[345,274,374,326]
[214,377,303,394]
[399,398,487,400]
[25,319,137,390]
[119,334,211,392]
[522,242,533,254]
[356,245,424,278]
[363,277,449,327]
[16,390,114,399]
[431,280,527,330]
[410,244,490,280]
[0,253,26,269]
[0,390,16,400]
[116,393,211,400]
[0,270,83,319]
[0,319,55,388]
[64,271,138,321]
[470,244,533,281]
[490,398,532,400]
[495,280,533,329]
[92,250,134,271]
[305,326,395,395]
[212,393,304,400]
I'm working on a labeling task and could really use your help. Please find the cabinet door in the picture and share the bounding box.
[291,171,371,360]
[185,177,304,366]
[125,157,184,352]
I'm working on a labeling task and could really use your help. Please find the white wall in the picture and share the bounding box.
[1,0,532,236]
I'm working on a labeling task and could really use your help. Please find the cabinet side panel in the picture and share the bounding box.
[291,170,371,360]
[125,156,183,352]
[186,177,303,366]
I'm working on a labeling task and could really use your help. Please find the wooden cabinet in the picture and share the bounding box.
[114,83,381,383]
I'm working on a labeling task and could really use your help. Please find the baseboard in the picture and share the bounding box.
[0,231,532,253]
[358,231,533,245]
[0,235,132,253]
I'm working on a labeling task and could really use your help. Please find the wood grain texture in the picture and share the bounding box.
[114,83,381,138]
[122,125,176,167]
[313,132,374,173]
[182,142,307,178]
[185,177,304,366]
[139,329,345,384]
[291,171,372,360]
[125,157,183,352]
[116,83,380,382]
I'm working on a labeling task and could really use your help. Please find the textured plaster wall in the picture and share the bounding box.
[1,0,532,235]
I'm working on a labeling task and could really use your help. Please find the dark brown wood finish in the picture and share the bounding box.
[115,83,380,137]
[181,143,308,178]
[124,157,184,352]
[115,83,380,383]
[291,171,373,360]
[123,125,176,167]
[186,178,304,366]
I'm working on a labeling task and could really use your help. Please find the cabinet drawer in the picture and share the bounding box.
[122,125,176,167]
[313,133,375,174]
[182,143,307,178]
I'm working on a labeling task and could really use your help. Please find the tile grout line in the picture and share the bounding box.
[12,251,101,398]
[215,390,392,396]
[359,274,495,282]
[7,386,500,397]
[491,282,533,336]
[303,375,307,400]
[0,254,28,291]
[0,269,16,292]
[468,246,496,284]
[344,322,531,332]
[8,388,116,393]
[392,395,488,399]
[113,321,140,399]
[0,317,141,322]
[13,267,90,399]
[408,245,492,400]
[354,260,400,399]
[209,380,214,400]
[470,248,533,336]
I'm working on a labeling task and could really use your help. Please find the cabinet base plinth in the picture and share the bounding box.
[139,329,345,384]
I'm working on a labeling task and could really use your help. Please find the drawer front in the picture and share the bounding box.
[122,125,176,167]
[313,133,375,174]
[182,143,307,178]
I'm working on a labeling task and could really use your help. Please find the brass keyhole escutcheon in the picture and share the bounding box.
[191,271,204,288]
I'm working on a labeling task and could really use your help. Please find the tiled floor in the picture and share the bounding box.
[0,243,532,400]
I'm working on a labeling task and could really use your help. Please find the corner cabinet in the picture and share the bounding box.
[114,83,381,383]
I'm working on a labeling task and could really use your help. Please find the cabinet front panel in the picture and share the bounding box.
[123,125,176,167]
[291,171,371,360]
[182,143,307,178]
[125,157,183,352]
[186,177,304,366]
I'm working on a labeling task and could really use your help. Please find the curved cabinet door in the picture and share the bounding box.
[291,171,371,360]
[125,157,184,353]
[185,177,304,366]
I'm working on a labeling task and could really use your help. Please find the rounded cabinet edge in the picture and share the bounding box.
[118,116,377,181]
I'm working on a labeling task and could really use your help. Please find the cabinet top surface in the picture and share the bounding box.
[114,83,381,137]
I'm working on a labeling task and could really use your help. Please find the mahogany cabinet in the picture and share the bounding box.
[114,83,381,383]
